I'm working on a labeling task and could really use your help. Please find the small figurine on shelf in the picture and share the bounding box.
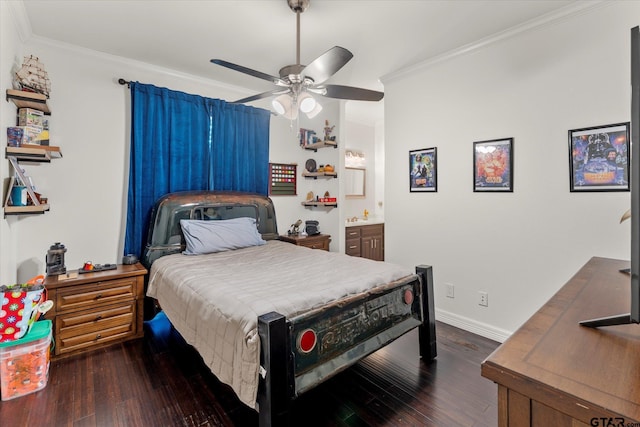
[13,55,52,98]
[288,219,302,235]
[324,120,335,141]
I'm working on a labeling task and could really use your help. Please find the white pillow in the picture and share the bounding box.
[180,217,266,255]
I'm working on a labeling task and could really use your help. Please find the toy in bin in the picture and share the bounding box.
[0,320,52,400]
[0,275,53,343]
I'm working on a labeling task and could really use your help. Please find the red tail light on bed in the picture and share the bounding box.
[404,289,414,305]
[297,329,317,354]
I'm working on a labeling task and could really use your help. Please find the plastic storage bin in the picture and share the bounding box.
[0,320,51,401]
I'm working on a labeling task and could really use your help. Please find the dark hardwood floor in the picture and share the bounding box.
[0,316,500,426]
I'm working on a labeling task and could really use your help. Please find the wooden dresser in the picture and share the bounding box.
[481,257,640,426]
[279,234,331,251]
[43,263,147,359]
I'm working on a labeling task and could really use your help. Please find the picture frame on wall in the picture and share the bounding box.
[409,147,437,192]
[568,122,630,192]
[473,138,514,192]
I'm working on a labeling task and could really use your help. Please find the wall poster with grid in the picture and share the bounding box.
[269,163,297,195]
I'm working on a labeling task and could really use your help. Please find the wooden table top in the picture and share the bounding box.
[482,257,640,423]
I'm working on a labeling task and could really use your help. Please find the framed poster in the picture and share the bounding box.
[568,122,630,192]
[473,138,513,192]
[409,147,437,192]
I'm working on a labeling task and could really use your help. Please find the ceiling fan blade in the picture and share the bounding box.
[233,89,291,104]
[302,46,353,85]
[211,59,289,87]
[320,84,384,102]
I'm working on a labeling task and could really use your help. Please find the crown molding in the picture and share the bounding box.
[28,34,254,95]
[6,0,33,43]
[381,0,608,85]
[6,0,251,96]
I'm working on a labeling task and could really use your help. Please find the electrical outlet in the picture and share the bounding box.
[478,291,488,307]
[446,283,455,298]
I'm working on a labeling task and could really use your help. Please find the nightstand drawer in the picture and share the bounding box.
[58,323,135,355]
[56,278,136,312]
[58,304,134,333]
[57,303,136,355]
[298,238,330,250]
[279,234,331,251]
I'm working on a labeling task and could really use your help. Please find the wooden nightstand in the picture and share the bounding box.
[42,263,147,359]
[279,234,331,251]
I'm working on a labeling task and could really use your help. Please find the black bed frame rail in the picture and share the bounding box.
[256,265,436,427]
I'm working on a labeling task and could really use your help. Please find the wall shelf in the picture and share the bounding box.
[6,89,50,114]
[301,201,338,209]
[4,204,50,215]
[302,171,337,179]
[6,145,62,162]
[4,90,58,216]
[303,140,337,152]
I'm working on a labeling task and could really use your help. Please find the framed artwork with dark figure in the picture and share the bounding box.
[568,122,630,192]
[409,147,437,192]
[473,138,513,192]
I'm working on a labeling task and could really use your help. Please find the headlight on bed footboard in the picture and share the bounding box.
[297,329,318,354]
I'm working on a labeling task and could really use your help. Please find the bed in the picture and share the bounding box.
[142,191,436,426]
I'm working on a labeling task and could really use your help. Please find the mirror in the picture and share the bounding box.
[345,167,365,198]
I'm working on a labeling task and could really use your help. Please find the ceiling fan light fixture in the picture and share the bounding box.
[272,94,291,115]
[272,94,300,120]
[298,92,317,113]
[305,101,323,119]
[285,107,299,120]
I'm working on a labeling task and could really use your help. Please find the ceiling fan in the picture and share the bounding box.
[210,0,384,118]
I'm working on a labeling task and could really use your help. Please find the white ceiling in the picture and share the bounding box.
[17,0,583,125]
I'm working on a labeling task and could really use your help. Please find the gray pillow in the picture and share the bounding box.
[180,217,266,255]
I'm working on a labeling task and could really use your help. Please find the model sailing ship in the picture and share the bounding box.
[13,55,51,98]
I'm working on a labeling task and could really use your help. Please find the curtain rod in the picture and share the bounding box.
[116,77,276,115]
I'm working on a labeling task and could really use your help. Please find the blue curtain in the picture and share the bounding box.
[208,101,270,193]
[124,82,270,256]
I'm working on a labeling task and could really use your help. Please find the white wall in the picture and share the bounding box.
[374,120,385,219]
[343,121,377,221]
[1,8,344,282]
[1,1,23,282]
[268,104,342,249]
[8,38,246,279]
[383,2,640,341]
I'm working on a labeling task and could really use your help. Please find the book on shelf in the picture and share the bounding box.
[299,128,317,147]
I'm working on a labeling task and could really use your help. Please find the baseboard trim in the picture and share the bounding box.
[435,308,512,343]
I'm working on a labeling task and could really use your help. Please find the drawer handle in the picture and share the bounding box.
[96,334,102,340]
[349,245,357,249]
[349,232,358,236]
